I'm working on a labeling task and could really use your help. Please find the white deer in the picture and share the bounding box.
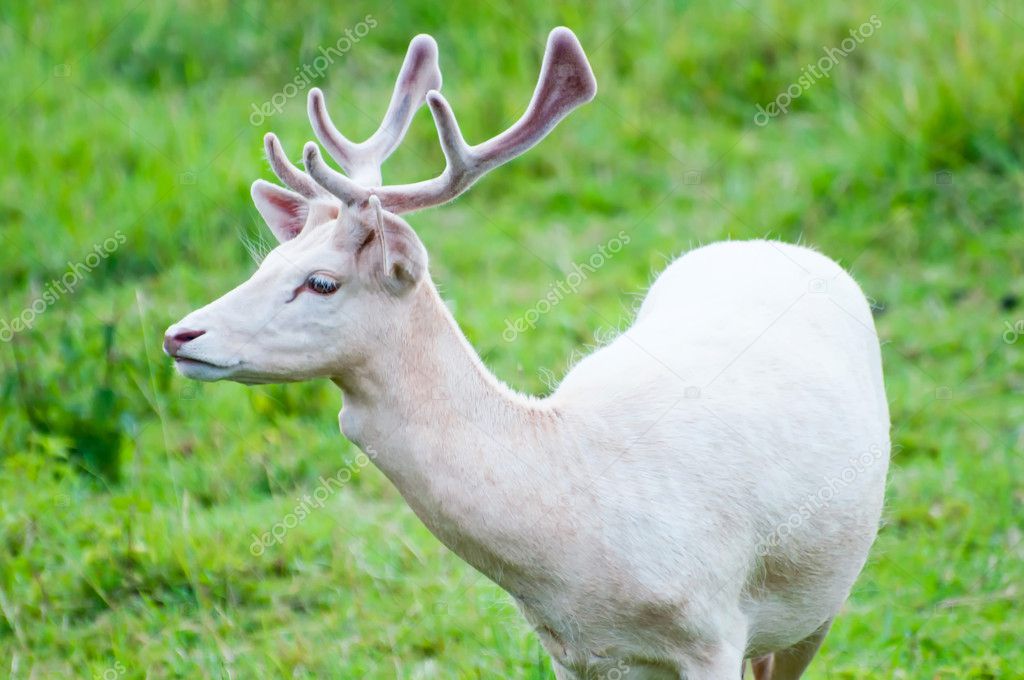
[164,28,889,680]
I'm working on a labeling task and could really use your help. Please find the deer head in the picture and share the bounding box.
[164,28,596,385]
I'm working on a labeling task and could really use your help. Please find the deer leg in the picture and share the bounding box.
[763,619,833,680]
[749,654,775,679]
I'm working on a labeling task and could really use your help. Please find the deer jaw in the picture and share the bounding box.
[164,201,428,385]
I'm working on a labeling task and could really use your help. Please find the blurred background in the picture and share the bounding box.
[1,1,1022,677]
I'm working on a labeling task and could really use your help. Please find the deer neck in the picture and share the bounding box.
[330,281,572,591]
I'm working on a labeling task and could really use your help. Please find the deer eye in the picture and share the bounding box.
[305,273,340,296]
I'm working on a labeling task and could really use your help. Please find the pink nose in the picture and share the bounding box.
[164,328,206,357]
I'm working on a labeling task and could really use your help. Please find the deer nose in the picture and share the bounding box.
[164,328,206,357]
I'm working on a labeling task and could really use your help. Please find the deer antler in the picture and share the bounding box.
[308,34,442,186]
[263,34,442,198]
[303,27,597,214]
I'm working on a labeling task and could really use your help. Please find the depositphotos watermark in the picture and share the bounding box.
[503,230,631,341]
[93,662,126,680]
[756,443,891,556]
[249,15,378,126]
[598,660,630,680]
[249,448,377,556]
[1004,320,1023,344]
[754,14,881,126]
[0,230,127,342]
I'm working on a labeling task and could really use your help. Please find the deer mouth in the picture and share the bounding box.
[174,356,230,368]
[172,355,242,381]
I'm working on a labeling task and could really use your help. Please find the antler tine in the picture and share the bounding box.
[307,34,442,186]
[303,141,370,206]
[264,132,329,199]
[372,26,597,214]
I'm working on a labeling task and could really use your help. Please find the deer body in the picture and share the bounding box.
[165,28,888,678]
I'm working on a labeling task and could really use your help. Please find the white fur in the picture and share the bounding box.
[167,215,889,678]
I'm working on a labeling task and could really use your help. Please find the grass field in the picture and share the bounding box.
[1,1,1022,677]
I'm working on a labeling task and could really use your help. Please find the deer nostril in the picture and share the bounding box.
[164,328,206,357]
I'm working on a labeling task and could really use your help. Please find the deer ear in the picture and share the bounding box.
[347,212,427,294]
[251,180,309,243]
[381,224,428,294]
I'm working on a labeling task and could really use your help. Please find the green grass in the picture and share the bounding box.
[1,0,1022,677]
